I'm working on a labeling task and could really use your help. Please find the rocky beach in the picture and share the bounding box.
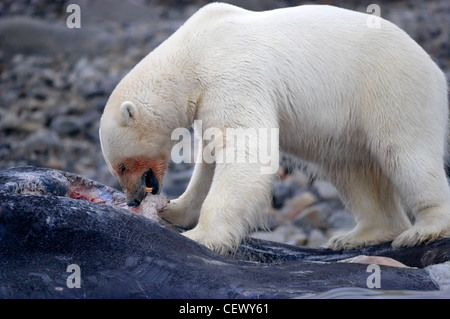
[0,0,449,298]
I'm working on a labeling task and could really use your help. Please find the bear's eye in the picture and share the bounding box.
[118,164,126,174]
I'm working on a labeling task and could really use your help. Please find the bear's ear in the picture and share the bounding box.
[119,101,138,126]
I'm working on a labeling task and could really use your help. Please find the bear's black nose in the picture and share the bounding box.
[127,199,141,207]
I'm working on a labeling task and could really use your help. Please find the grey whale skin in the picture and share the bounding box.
[0,166,448,298]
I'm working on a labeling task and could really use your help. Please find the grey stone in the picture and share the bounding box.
[0,17,118,62]
[328,209,356,230]
[50,115,81,136]
[313,180,340,200]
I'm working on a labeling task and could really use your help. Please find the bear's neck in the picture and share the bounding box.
[136,50,201,132]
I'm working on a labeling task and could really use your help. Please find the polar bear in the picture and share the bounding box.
[99,3,450,253]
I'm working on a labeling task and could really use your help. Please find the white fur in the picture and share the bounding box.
[100,3,450,253]
[119,101,138,126]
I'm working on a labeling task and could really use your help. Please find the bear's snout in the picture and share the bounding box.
[125,169,160,207]
[127,198,142,207]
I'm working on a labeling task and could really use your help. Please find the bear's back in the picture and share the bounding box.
[180,3,430,70]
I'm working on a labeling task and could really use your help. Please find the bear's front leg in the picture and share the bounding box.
[182,162,274,254]
[160,148,215,229]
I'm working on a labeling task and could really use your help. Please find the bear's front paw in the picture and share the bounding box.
[182,227,235,254]
[159,199,199,228]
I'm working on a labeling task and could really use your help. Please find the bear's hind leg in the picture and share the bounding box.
[384,151,450,248]
[328,165,411,250]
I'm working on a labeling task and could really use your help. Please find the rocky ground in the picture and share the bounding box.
[0,0,449,248]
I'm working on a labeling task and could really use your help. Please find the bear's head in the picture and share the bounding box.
[99,94,169,207]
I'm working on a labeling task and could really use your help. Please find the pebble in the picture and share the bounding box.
[307,229,329,248]
[338,255,410,268]
[50,115,82,136]
[251,224,307,246]
[313,180,340,200]
[271,179,296,209]
[283,191,318,219]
